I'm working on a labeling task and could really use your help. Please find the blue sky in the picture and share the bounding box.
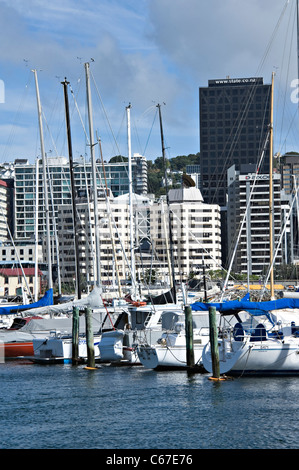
[0,0,298,164]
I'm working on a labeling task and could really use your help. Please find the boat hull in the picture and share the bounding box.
[137,343,206,370]
[3,341,34,358]
[202,338,299,376]
[32,335,101,363]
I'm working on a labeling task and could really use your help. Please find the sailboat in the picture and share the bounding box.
[30,66,130,364]
[98,103,186,365]
[201,69,299,376]
[137,309,216,370]
[199,296,299,376]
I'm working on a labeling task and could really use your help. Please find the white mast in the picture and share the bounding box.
[97,135,122,298]
[32,69,53,291]
[85,62,101,289]
[34,157,39,301]
[269,71,275,300]
[126,104,137,297]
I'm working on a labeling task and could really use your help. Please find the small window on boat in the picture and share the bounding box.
[136,311,143,324]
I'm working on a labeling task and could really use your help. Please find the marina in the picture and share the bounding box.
[2,0,299,455]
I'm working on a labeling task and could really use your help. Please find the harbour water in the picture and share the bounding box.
[1,360,299,451]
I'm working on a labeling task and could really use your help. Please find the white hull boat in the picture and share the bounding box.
[137,311,220,370]
[202,308,299,376]
[98,304,184,365]
[137,327,209,369]
[32,334,101,364]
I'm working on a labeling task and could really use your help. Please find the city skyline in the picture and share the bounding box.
[0,0,298,166]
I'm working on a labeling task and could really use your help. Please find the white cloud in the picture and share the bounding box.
[0,0,297,162]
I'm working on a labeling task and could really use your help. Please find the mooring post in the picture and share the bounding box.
[72,306,79,365]
[85,307,95,368]
[209,306,220,379]
[185,304,195,368]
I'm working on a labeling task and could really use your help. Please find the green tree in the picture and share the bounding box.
[109,155,128,163]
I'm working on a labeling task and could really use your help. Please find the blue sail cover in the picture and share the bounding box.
[191,295,299,318]
[0,288,53,315]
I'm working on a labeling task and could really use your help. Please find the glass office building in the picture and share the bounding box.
[14,154,147,240]
[199,77,271,207]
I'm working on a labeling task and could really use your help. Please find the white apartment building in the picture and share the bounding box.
[227,165,283,275]
[0,243,43,264]
[57,190,153,288]
[150,187,222,283]
[0,180,9,242]
[56,186,221,288]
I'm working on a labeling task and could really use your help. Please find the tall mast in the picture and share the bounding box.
[157,104,176,303]
[297,0,299,82]
[34,157,39,301]
[61,78,81,299]
[32,69,53,291]
[98,134,122,298]
[126,104,136,296]
[269,71,275,300]
[85,62,101,289]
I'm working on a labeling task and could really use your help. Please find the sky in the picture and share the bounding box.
[0,0,298,164]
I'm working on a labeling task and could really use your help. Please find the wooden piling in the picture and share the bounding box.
[72,306,79,365]
[85,307,95,369]
[208,306,220,379]
[185,305,195,368]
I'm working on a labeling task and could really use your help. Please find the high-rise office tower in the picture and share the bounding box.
[199,77,271,207]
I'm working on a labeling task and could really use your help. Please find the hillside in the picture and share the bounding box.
[147,152,200,197]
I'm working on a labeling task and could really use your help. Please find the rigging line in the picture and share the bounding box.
[278,106,298,152]
[143,107,158,156]
[207,79,269,207]
[81,155,96,279]
[0,204,33,302]
[255,0,291,76]
[41,150,95,271]
[224,85,272,265]
[41,110,59,157]
[111,107,126,158]
[208,1,289,206]
[69,84,90,144]
[169,209,226,274]
[131,115,142,157]
[1,69,33,162]
[55,76,83,155]
[260,178,299,299]
[97,170,134,280]
[90,157,134,282]
[277,2,296,149]
[90,69,121,155]
[46,162,62,295]
[223,130,270,299]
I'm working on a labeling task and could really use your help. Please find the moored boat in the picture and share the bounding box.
[201,299,299,376]
[98,303,184,365]
[137,310,220,370]
[31,334,101,364]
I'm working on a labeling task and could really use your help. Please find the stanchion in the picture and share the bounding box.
[72,306,79,365]
[208,306,226,381]
[185,305,195,368]
[84,307,97,370]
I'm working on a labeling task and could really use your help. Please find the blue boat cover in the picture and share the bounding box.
[0,288,53,315]
[191,294,299,317]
